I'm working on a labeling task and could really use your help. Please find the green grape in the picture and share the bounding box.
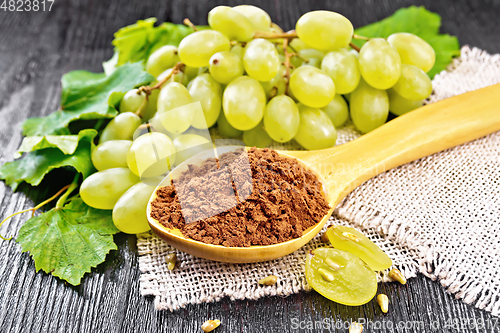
[350,80,389,133]
[119,89,147,113]
[243,39,280,82]
[243,122,272,148]
[260,64,287,99]
[127,132,176,178]
[387,32,436,73]
[289,66,335,108]
[173,133,212,166]
[146,45,179,78]
[157,68,189,87]
[100,112,141,143]
[264,95,300,142]
[91,140,132,171]
[305,247,377,306]
[392,64,433,101]
[178,30,231,67]
[295,104,337,150]
[223,76,266,131]
[142,89,159,121]
[321,94,349,128]
[217,112,242,138]
[184,66,199,81]
[325,225,393,271]
[321,48,360,94]
[290,48,324,69]
[233,5,271,31]
[209,51,244,84]
[388,89,423,116]
[289,38,307,52]
[112,182,156,234]
[156,82,194,134]
[188,73,222,129]
[230,44,244,59]
[208,6,255,42]
[296,11,353,51]
[359,38,401,90]
[80,168,139,210]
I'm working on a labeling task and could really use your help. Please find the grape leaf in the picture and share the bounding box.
[14,128,97,158]
[353,6,460,78]
[104,18,202,71]
[17,198,120,286]
[21,63,153,136]
[0,129,97,191]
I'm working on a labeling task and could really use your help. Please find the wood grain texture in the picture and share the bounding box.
[1,0,499,332]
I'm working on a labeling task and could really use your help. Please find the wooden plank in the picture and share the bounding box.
[0,0,499,332]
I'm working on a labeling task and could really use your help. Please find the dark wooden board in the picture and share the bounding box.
[1,0,500,332]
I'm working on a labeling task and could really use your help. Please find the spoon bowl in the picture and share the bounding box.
[147,83,500,263]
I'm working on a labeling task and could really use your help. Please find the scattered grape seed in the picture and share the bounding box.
[202,319,221,332]
[377,294,389,313]
[349,322,363,333]
[388,268,407,285]
[165,253,177,271]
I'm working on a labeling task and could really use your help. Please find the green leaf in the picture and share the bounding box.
[21,63,153,136]
[109,18,199,68]
[14,128,97,158]
[17,198,120,285]
[0,129,97,191]
[353,6,460,78]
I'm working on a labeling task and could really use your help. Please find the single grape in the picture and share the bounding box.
[184,66,199,81]
[127,132,176,178]
[350,79,389,133]
[146,45,179,78]
[178,30,231,67]
[359,38,401,90]
[223,76,266,131]
[243,39,280,82]
[157,68,189,87]
[264,95,300,142]
[295,104,337,150]
[173,133,212,166]
[112,182,156,234]
[119,89,147,113]
[387,89,423,116]
[291,48,325,69]
[208,6,255,42]
[392,64,433,101]
[230,44,244,59]
[321,94,349,128]
[100,112,141,143]
[80,168,139,210]
[260,64,287,99]
[289,66,335,108]
[233,5,271,31]
[209,51,244,84]
[289,38,307,52]
[188,73,222,129]
[321,48,360,94]
[324,225,393,271]
[387,32,436,73]
[305,247,377,306]
[156,82,194,134]
[296,11,353,51]
[243,122,272,148]
[91,140,132,171]
[217,111,242,138]
[142,89,159,122]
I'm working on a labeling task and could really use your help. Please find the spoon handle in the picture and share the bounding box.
[299,83,500,206]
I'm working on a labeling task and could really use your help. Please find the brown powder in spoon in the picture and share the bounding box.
[150,147,330,247]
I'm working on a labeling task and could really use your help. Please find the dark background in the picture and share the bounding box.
[1,0,500,332]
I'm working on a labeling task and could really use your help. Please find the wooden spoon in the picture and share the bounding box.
[147,83,500,263]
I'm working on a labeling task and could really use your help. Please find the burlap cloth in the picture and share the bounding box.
[138,46,500,315]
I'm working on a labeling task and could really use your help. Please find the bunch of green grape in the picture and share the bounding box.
[80,5,436,235]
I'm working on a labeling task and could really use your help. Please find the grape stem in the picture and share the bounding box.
[55,173,80,209]
[0,177,78,240]
[253,30,298,40]
[352,34,370,41]
[183,18,197,31]
[134,93,149,118]
[138,62,185,96]
[349,43,361,52]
